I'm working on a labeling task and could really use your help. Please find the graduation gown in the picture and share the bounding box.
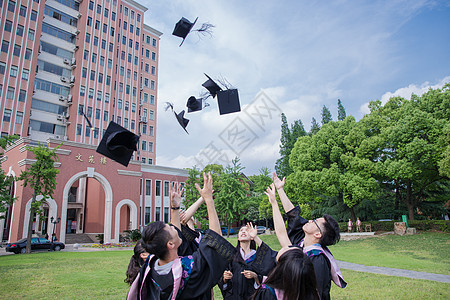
[218,242,277,300]
[128,229,235,300]
[177,225,200,256]
[285,206,332,300]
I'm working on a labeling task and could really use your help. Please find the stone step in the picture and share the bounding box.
[65,233,95,244]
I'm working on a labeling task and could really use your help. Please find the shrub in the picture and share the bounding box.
[123,229,142,242]
[338,220,450,233]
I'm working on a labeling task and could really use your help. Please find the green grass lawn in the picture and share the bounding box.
[331,232,450,275]
[0,232,448,299]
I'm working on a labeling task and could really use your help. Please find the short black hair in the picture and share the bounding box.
[319,214,340,246]
[141,221,171,260]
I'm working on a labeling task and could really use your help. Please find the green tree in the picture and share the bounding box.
[371,87,449,220]
[0,135,19,219]
[321,105,332,125]
[337,99,347,121]
[275,113,292,178]
[215,158,249,236]
[275,114,307,179]
[18,143,60,253]
[310,117,321,135]
[288,117,379,221]
[248,167,272,226]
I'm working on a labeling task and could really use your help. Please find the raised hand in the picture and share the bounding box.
[170,182,183,208]
[247,222,257,240]
[264,183,277,205]
[272,172,285,190]
[195,172,213,201]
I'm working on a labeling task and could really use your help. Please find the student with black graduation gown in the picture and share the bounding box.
[218,223,277,300]
[271,173,347,300]
[251,184,319,300]
[127,173,236,300]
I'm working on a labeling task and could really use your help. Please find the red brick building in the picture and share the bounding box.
[0,0,188,243]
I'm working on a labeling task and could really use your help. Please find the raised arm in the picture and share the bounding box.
[247,222,262,247]
[170,182,183,230]
[273,172,295,213]
[195,172,221,235]
[180,196,205,226]
[265,183,291,248]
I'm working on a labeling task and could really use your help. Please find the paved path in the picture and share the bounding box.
[337,260,450,283]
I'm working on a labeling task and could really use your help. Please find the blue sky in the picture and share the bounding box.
[140,0,450,175]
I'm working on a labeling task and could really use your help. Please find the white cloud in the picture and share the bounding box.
[359,76,450,115]
[140,0,450,175]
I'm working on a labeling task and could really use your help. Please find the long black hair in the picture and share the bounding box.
[124,240,147,285]
[252,248,319,300]
[233,226,257,265]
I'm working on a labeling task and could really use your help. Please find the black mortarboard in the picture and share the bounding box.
[217,89,241,115]
[96,121,139,167]
[202,73,222,98]
[187,96,203,113]
[172,17,198,46]
[175,110,189,134]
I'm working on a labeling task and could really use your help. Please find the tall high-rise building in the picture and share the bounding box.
[0,0,188,244]
[1,0,158,164]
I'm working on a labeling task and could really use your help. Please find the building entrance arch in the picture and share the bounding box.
[61,168,113,244]
[115,199,138,243]
[22,196,57,239]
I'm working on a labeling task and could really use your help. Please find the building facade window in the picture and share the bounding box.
[8,0,15,12]
[13,45,21,56]
[31,10,37,21]
[15,112,23,124]
[16,25,24,36]
[28,29,35,41]
[5,20,12,32]
[21,69,29,80]
[7,87,15,99]
[3,109,12,122]
[10,66,18,77]
[25,48,32,60]
[18,90,26,101]
[155,180,161,196]
[1,41,9,53]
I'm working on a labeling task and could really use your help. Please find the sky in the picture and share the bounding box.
[140,0,450,175]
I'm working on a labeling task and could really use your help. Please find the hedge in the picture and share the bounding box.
[338,220,450,233]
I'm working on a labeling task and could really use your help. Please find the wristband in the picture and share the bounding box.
[171,206,180,210]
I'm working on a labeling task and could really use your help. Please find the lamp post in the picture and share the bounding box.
[50,216,61,243]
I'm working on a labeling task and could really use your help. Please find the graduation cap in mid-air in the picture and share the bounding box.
[217,89,241,115]
[186,96,203,113]
[201,74,241,115]
[165,102,189,134]
[202,73,222,98]
[96,121,140,167]
[172,17,214,47]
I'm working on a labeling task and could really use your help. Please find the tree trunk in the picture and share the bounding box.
[394,181,400,219]
[350,206,356,223]
[406,179,415,221]
[26,194,36,254]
